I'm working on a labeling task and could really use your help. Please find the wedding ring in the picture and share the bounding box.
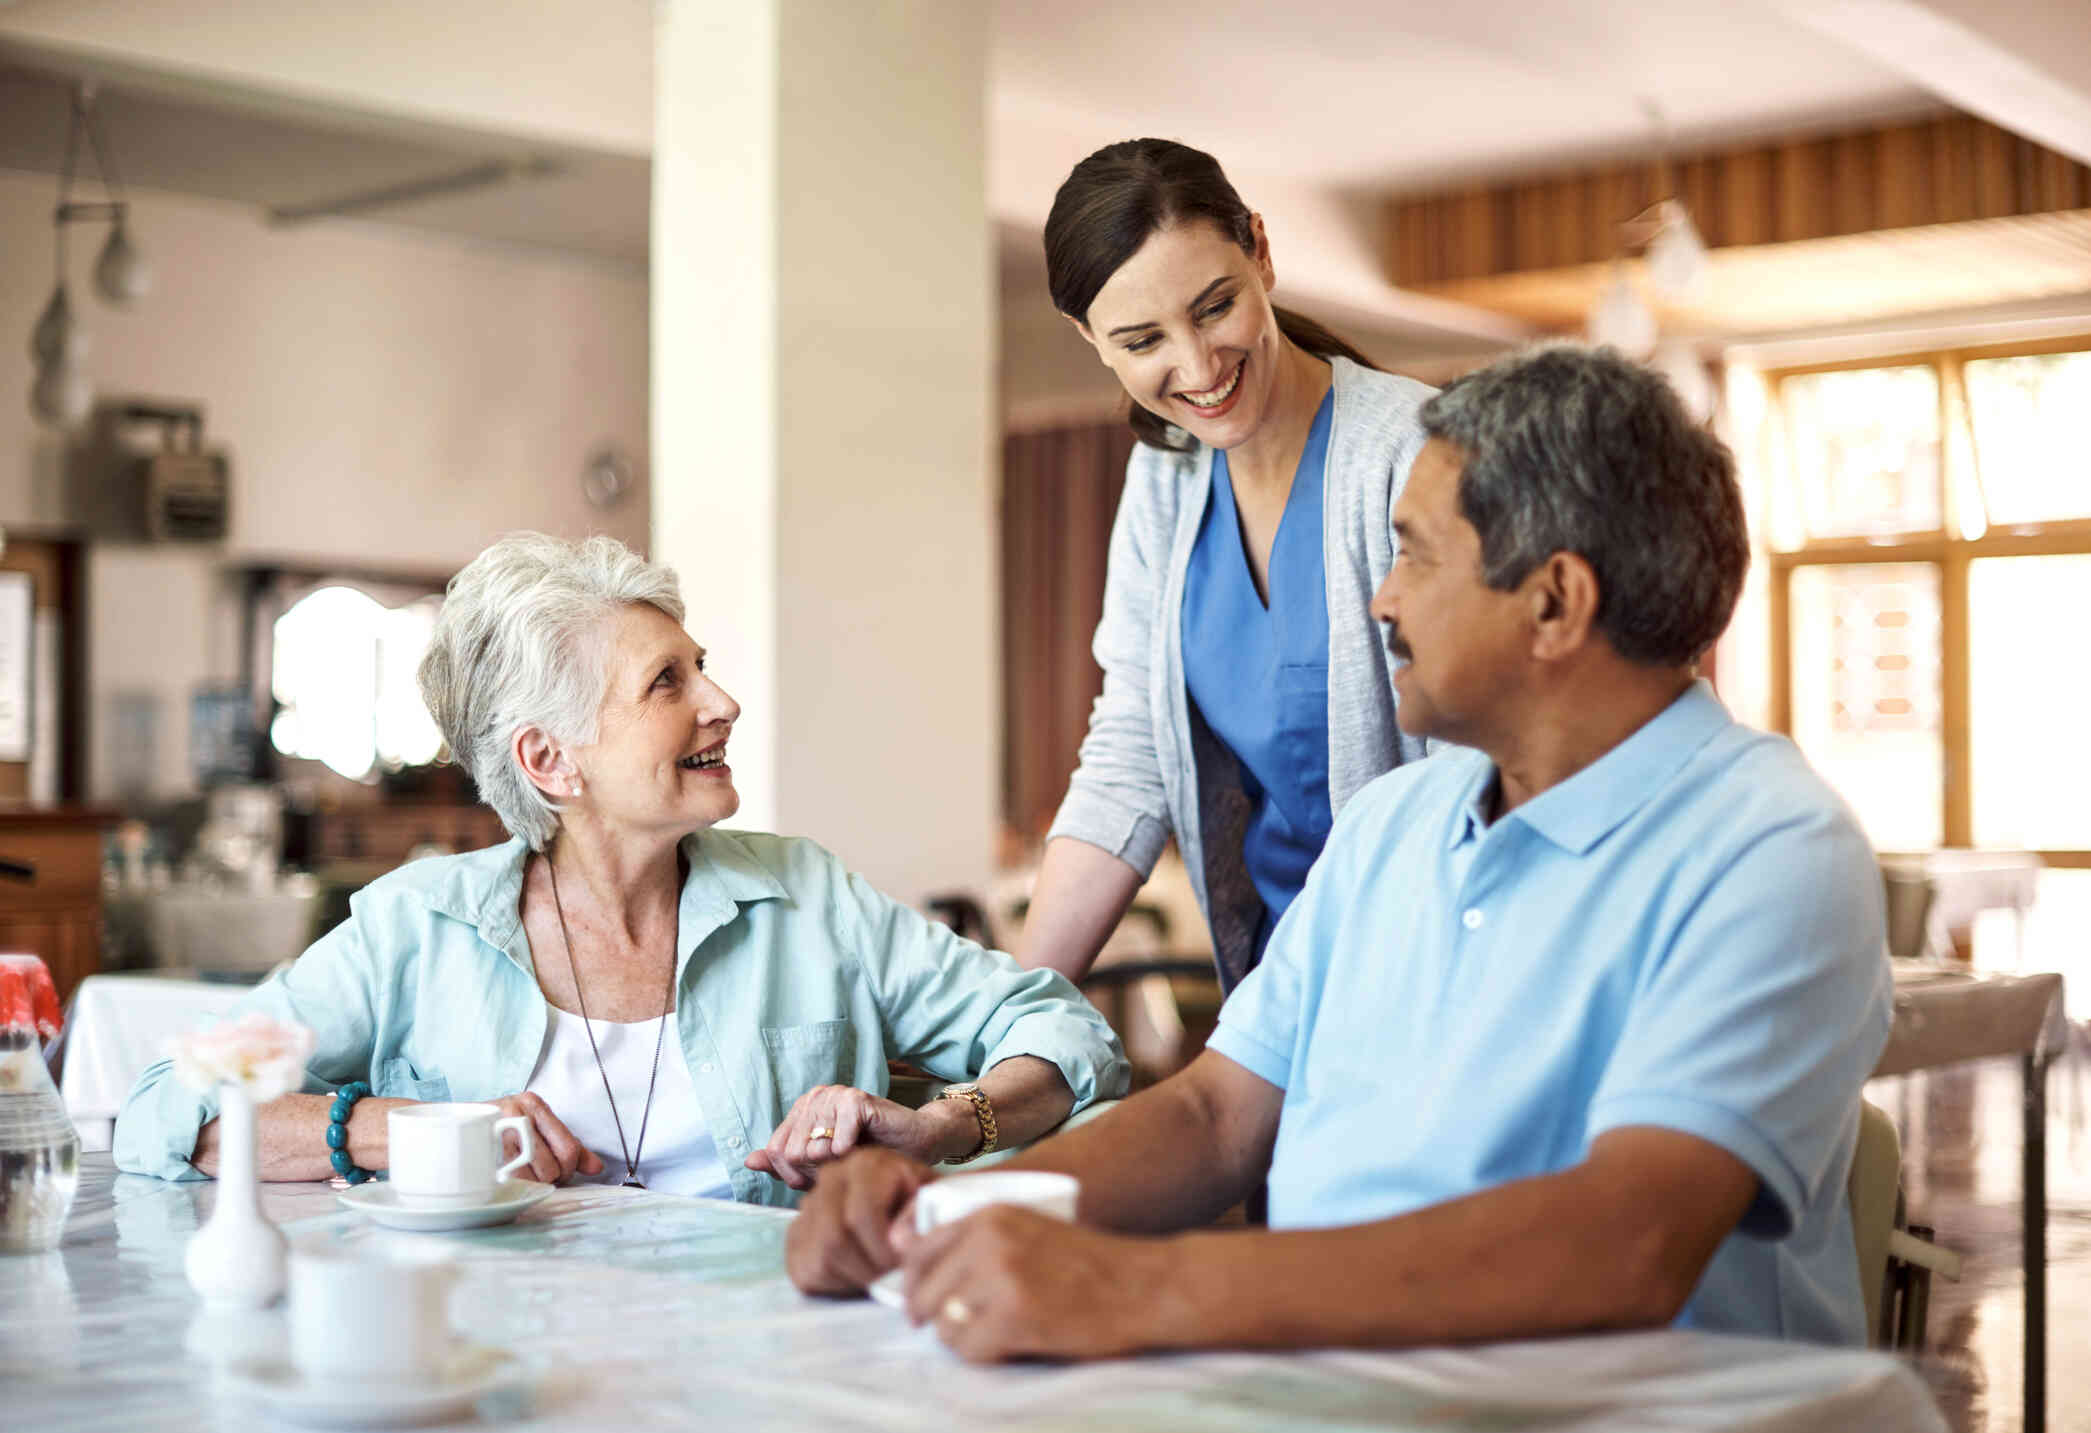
[810,1126,835,1142]
[942,1297,972,1325]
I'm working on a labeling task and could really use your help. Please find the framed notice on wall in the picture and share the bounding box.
[0,572,34,762]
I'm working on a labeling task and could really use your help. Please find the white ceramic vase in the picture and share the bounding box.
[184,1083,287,1307]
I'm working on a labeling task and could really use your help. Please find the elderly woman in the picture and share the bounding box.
[116,534,1126,1203]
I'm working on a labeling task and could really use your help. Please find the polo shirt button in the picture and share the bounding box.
[1462,908,1484,930]
[699,1062,715,1074]
[725,1135,743,1149]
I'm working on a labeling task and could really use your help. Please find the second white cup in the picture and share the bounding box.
[388,1102,535,1208]
[288,1245,456,1387]
[913,1170,1080,1234]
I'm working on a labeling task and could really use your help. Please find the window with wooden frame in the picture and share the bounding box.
[1763,337,2091,872]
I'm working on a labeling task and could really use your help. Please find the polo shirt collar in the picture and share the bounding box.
[1506,679,1732,856]
[1446,762,1497,850]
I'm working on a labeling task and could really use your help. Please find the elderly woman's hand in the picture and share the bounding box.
[489,1091,605,1184]
[747,1083,973,1191]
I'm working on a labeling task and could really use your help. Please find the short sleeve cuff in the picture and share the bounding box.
[1587,1091,1806,1238]
[1205,1022,1291,1092]
[1045,792,1170,878]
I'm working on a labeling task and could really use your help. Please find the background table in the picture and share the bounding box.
[3,1156,1946,1432]
[51,973,249,1151]
[1874,965,2066,1433]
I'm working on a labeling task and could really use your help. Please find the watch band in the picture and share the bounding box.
[935,1081,998,1164]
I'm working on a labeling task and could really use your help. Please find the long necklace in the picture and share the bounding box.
[546,859,676,1190]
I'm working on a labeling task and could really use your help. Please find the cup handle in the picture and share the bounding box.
[493,1114,535,1184]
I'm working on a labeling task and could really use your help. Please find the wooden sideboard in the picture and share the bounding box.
[0,804,116,1006]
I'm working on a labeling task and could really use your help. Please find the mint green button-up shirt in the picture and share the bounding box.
[115,829,1129,1206]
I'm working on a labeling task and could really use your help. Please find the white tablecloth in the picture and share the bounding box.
[55,974,248,1150]
[3,1158,1950,1433]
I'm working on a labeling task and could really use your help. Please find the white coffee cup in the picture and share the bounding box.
[913,1170,1080,1235]
[288,1245,456,1387]
[387,1102,535,1209]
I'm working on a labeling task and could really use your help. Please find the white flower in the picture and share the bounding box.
[172,1013,316,1102]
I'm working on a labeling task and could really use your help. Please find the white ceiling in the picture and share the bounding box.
[2,1,2085,348]
[990,0,1934,204]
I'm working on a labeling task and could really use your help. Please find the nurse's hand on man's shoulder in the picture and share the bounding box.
[748,1083,962,1191]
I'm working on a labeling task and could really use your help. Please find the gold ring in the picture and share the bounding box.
[942,1296,972,1325]
[809,1126,834,1142]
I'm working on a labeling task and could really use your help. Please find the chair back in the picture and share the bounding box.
[1847,1100,1902,1345]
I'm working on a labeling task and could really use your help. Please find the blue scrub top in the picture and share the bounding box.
[1181,390,1335,963]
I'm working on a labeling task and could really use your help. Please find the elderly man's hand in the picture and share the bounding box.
[748,1083,971,1190]
[785,1147,936,1294]
[901,1206,1177,1363]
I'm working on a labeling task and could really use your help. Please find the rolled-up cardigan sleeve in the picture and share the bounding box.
[832,856,1129,1109]
[112,916,384,1181]
[1043,444,1179,879]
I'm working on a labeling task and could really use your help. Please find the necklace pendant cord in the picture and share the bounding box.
[548,859,677,1188]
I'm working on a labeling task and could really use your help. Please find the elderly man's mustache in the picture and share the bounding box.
[1384,624,1414,663]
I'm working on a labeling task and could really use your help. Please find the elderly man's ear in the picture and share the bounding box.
[1526,552,1602,663]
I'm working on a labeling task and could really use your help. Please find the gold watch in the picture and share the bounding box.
[934,1081,998,1164]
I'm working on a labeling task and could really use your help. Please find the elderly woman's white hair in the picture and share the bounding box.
[418,532,684,849]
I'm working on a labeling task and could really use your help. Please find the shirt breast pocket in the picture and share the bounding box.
[374,1056,453,1103]
[760,1020,857,1102]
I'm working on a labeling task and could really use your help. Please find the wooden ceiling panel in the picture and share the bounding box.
[1415,211,2091,336]
[1388,113,2091,337]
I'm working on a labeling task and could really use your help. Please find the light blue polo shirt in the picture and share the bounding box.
[1208,681,1893,1345]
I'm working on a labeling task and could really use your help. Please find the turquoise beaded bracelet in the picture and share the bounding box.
[327,1081,374,1184]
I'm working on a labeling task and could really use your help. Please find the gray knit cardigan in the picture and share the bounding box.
[1044,357,1437,991]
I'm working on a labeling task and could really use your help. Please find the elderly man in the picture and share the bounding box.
[788,345,1892,1358]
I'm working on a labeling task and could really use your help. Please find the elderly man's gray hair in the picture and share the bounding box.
[1419,344,1747,668]
[418,532,685,849]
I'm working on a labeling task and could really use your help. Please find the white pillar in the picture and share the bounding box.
[653,1,996,903]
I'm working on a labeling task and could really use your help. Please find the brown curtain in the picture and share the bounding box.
[1001,420,1138,848]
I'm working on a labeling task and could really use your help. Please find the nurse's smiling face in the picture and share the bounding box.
[1073,219,1287,453]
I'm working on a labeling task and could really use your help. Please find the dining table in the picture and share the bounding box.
[3,1155,1947,1432]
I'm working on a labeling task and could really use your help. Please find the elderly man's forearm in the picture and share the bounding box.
[1001,1050,1275,1233]
[1144,1163,1728,1351]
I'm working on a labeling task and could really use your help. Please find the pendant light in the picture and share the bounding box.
[27,81,150,429]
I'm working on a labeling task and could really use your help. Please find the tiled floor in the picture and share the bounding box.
[1874,1024,2091,1432]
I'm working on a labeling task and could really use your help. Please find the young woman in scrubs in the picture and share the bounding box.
[1017,139,1439,994]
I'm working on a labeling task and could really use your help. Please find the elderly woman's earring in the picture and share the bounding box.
[570,780,584,797]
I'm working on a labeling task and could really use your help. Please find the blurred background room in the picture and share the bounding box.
[0,4,2086,1428]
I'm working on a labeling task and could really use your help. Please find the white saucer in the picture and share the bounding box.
[224,1344,522,1428]
[336,1179,552,1231]
[867,1268,907,1310]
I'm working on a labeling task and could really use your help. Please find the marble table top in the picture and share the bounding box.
[2,1156,1948,1432]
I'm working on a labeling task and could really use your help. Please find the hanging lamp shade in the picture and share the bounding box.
[29,355,93,429]
[1646,200,1709,301]
[1587,270,1659,360]
[93,222,150,305]
[29,285,81,366]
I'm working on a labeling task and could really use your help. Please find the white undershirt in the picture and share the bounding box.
[526,1006,734,1198]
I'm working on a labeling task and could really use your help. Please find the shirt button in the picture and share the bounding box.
[1462,908,1484,930]
[725,1135,743,1149]
[699,1062,715,1074]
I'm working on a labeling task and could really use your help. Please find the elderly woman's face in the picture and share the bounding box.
[571,603,740,835]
